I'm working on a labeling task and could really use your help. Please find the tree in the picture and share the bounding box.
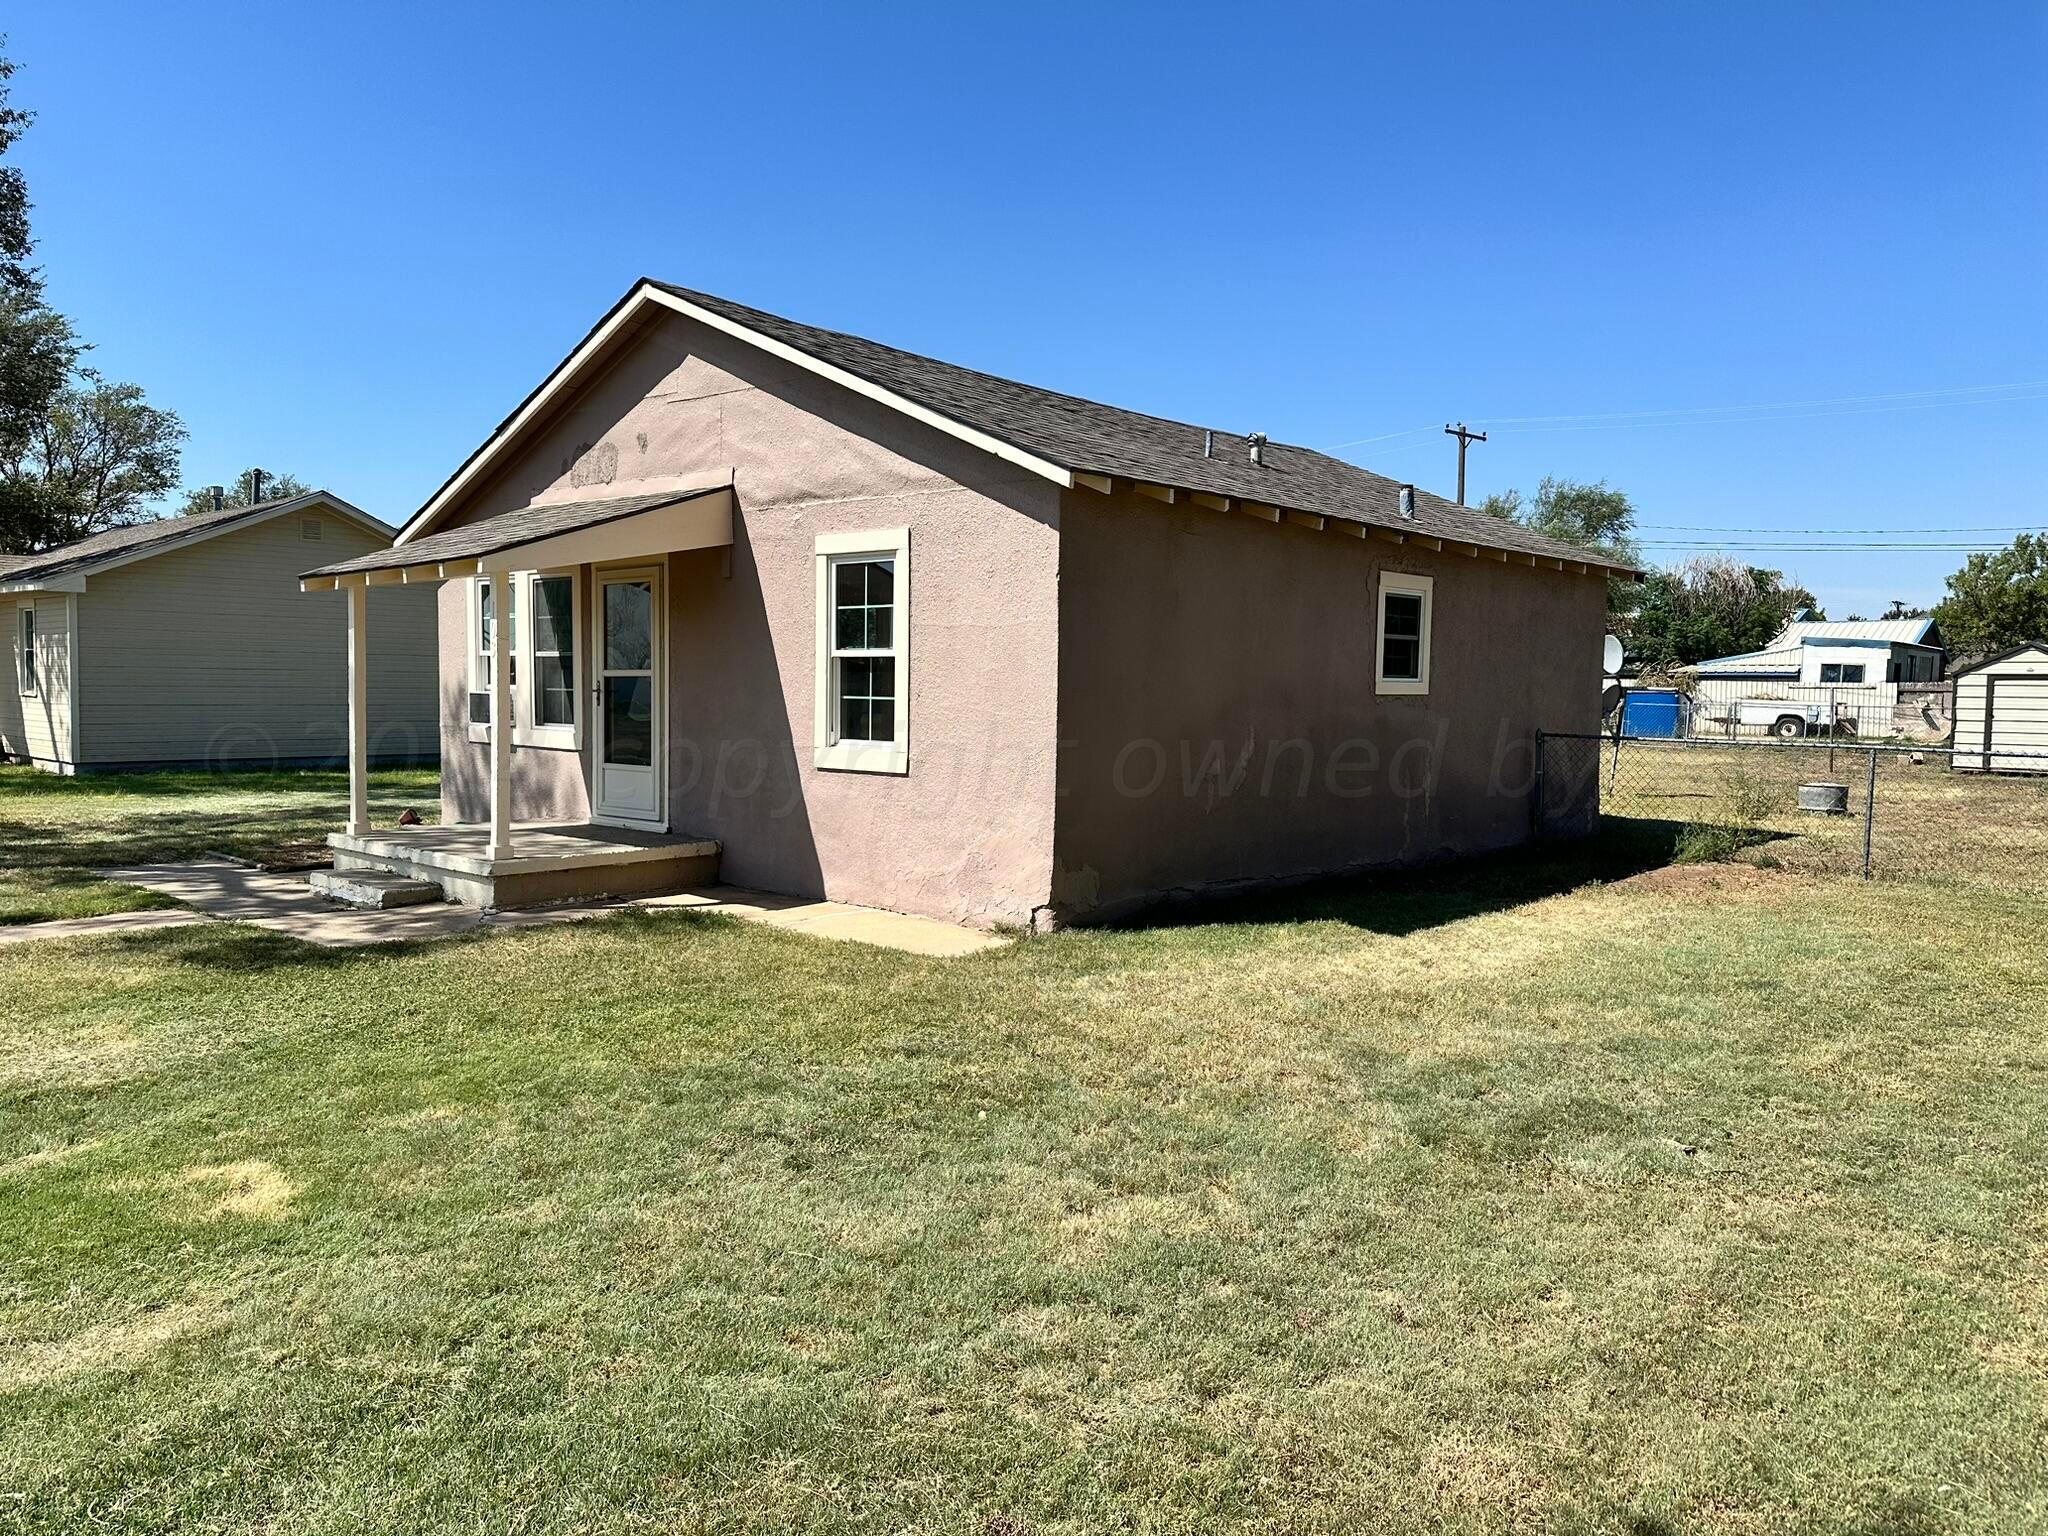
[0,43,38,298]
[1932,532,2048,661]
[0,370,185,548]
[0,40,77,519]
[1479,476,1639,561]
[1619,556,1822,672]
[178,468,311,517]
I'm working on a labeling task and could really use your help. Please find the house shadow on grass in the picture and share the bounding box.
[1118,819,1756,937]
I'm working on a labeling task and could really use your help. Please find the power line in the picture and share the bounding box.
[1637,523,2042,535]
[1639,541,2006,551]
[1320,375,2048,451]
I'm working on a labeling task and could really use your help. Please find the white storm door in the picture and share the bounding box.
[594,568,663,825]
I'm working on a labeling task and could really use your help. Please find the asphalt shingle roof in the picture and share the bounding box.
[306,488,720,579]
[1,493,387,585]
[647,281,1643,577]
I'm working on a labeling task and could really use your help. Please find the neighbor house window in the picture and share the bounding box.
[813,528,909,773]
[17,607,33,697]
[1819,663,1865,684]
[1375,571,1433,696]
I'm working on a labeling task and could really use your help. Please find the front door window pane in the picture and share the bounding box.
[606,582,652,671]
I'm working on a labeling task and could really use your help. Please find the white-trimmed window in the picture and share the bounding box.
[1375,571,1433,696]
[814,528,909,773]
[466,572,582,747]
[528,573,580,743]
[17,607,34,697]
[468,577,514,729]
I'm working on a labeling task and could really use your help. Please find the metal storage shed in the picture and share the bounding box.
[1951,642,2048,773]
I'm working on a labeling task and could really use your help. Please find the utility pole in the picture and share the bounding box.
[1443,422,1487,506]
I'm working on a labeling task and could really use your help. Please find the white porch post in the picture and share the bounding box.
[344,580,369,837]
[487,567,515,862]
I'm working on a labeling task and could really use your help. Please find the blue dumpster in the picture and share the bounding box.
[1620,689,1683,739]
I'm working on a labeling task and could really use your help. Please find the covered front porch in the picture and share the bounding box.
[301,480,733,909]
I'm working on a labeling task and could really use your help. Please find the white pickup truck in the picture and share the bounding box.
[1719,698,1856,739]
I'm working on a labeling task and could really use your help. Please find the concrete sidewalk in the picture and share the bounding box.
[26,863,1010,958]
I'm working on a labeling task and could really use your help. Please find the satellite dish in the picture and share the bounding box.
[1603,634,1625,674]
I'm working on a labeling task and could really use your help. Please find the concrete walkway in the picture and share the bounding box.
[0,907,210,948]
[20,863,1010,958]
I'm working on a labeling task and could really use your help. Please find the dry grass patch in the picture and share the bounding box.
[173,1160,297,1221]
[0,1302,223,1393]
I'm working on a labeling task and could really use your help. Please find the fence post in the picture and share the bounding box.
[1532,729,1546,840]
[1861,747,1878,879]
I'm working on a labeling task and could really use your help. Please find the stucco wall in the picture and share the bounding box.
[71,506,439,768]
[431,310,1062,926]
[1051,488,1607,921]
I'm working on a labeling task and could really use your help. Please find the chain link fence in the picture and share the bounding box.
[1538,730,2048,895]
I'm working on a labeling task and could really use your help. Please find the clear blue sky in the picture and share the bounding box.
[11,1,2045,615]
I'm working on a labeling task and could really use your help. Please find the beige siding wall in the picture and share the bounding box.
[73,507,440,767]
[1954,648,2048,771]
[1,592,77,769]
[432,309,1062,926]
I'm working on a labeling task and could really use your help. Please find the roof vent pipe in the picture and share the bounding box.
[250,469,266,504]
[1247,432,1267,467]
[1399,484,1416,519]
[209,485,224,513]
[1204,429,1214,459]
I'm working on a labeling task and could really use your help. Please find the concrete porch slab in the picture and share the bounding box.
[330,821,720,908]
[629,886,1010,957]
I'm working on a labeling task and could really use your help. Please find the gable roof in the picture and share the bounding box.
[0,492,391,591]
[399,279,1643,580]
[1950,641,2048,678]
[1775,618,1941,647]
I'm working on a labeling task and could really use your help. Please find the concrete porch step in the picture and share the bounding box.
[308,868,445,910]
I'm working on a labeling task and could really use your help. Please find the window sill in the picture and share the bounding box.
[1374,679,1430,697]
[467,725,583,751]
[814,740,908,774]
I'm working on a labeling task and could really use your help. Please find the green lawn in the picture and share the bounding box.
[0,764,439,924]
[2,792,2046,1531]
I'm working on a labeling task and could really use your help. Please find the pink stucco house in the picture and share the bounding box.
[302,280,1636,927]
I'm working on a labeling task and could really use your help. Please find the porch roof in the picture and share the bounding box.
[299,482,731,589]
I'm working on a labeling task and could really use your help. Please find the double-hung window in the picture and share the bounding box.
[814,529,909,773]
[466,573,581,745]
[469,578,515,728]
[17,607,34,697]
[1375,571,1433,696]
[530,575,578,736]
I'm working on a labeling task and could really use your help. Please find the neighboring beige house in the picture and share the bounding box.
[304,280,1635,926]
[1,492,438,774]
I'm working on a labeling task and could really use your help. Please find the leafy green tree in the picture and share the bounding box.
[1620,556,1822,672]
[1479,476,1639,561]
[0,370,186,547]
[0,43,38,298]
[178,468,311,517]
[1932,532,2048,661]
[0,40,82,549]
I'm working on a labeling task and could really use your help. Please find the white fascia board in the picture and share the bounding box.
[398,282,1076,548]
[0,574,86,594]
